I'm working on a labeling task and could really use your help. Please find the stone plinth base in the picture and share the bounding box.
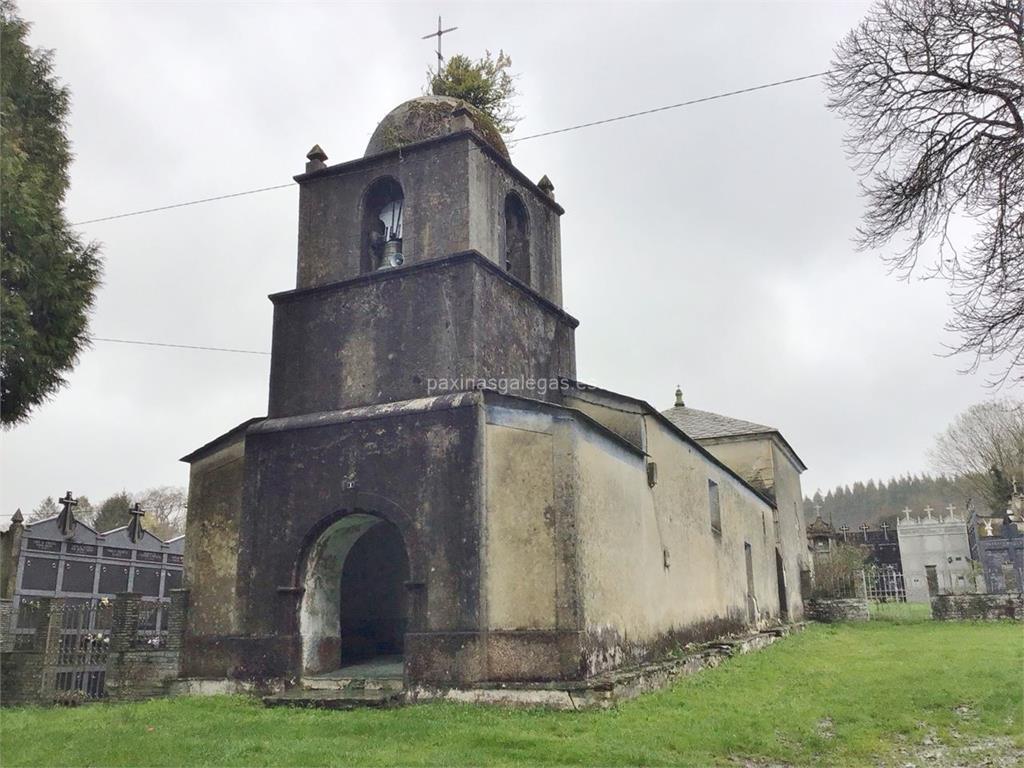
[407,625,801,711]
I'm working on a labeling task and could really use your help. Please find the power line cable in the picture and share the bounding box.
[70,70,829,227]
[92,337,270,355]
[507,71,831,144]
[72,183,294,226]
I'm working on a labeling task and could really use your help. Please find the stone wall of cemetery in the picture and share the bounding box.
[0,590,186,707]
[803,597,870,622]
[931,593,1023,621]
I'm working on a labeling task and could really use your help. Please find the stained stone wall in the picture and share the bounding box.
[931,593,1023,621]
[0,591,185,707]
[803,598,870,622]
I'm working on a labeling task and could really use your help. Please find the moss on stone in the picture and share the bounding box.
[365,96,510,160]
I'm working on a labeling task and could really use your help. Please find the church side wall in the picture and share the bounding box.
[182,437,246,643]
[573,417,780,676]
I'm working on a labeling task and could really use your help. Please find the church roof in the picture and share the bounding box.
[660,402,807,472]
[661,405,775,441]
[365,96,509,160]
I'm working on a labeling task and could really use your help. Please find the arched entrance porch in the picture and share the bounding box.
[299,513,410,676]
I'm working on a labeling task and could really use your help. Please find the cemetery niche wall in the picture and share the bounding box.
[1,494,184,627]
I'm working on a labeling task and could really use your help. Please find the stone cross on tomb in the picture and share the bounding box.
[880,521,891,540]
[57,490,78,536]
[422,16,458,73]
[923,505,935,520]
[946,503,957,520]
[838,523,850,541]
[860,522,871,540]
[127,502,146,543]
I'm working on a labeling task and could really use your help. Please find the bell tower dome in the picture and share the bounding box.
[267,98,577,418]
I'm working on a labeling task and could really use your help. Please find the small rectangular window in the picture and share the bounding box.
[708,479,722,535]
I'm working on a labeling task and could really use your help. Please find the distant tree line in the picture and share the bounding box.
[23,486,186,540]
[803,474,983,529]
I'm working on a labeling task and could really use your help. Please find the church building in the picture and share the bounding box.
[179,95,808,689]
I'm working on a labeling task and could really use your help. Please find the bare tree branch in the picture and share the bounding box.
[827,1,1024,383]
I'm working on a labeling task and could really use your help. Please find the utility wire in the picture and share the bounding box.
[507,71,831,144]
[72,183,293,226]
[92,337,270,356]
[70,70,829,227]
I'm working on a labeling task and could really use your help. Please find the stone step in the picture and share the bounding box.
[262,688,404,710]
[301,676,404,693]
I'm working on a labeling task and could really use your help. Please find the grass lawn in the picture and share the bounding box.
[1,621,1021,767]
[867,601,933,621]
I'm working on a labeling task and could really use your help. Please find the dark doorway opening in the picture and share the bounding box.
[925,565,939,597]
[744,542,756,623]
[775,548,789,621]
[339,521,410,664]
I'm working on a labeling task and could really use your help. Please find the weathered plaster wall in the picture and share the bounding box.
[573,414,780,675]
[480,403,581,682]
[699,436,807,621]
[700,439,775,499]
[183,436,246,639]
[484,424,557,630]
[268,253,577,417]
[563,390,646,450]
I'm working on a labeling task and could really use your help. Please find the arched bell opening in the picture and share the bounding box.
[361,177,405,273]
[503,191,530,285]
[299,513,410,675]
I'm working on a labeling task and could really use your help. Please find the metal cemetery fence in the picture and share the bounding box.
[806,567,932,622]
[54,602,113,701]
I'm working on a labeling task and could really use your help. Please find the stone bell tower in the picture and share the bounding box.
[267,95,577,418]
[180,95,581,687]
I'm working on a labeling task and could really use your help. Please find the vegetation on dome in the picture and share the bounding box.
[427,50,520,135]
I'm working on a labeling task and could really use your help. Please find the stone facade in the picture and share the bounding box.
[179,96,808,690]
[931,593,1023,621]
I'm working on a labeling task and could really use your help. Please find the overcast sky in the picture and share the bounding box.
[0,0,1003,524]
